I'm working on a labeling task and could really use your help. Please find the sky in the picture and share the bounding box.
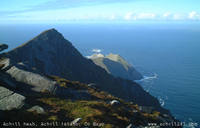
[1,0,200,23]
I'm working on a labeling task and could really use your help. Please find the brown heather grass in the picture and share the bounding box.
[1,76,163,128]
[142,111,160,119]
[38,97,132,126]
[39,98,103,120]
[49,75,123,101]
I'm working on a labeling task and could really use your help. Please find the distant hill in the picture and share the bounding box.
[90,53,143,80]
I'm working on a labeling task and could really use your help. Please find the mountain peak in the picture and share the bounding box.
[34,28,64,41]
[41,28,58,34]
[6,28,75,70]
[106,53,127,65]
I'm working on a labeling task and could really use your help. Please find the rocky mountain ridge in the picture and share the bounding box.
[0,29,182,128]
[4,29,164,112]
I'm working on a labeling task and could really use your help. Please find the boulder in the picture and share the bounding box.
[126,124,132,128]
[27,105,45,114]
[126,124,137,128]
[110,100,120,106]
[87,83,97,89]
[71,118,82,125]
[0,86,25,110]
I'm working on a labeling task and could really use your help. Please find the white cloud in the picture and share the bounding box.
[123,11,200,21]
[188,11,200,20]
[124,12,156,20]
[124,12,133,20]
[136,13,156,20]
[163,12,171,18]
[162,12,199,21]
[189,11,197,19]
[110,14,116,20]
[172,13,186,20]
[92,49,102,53]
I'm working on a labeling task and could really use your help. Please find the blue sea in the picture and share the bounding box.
[0,23,200,127]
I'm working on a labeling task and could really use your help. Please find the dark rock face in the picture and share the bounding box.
[0,44,8,52]
[91,53,143,80]
[4,29,168,114]
[0,44,8,69]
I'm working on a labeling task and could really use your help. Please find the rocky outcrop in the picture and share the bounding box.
[7,66,58,93]
[0,86,25,111]
[0,58,57,94]
[0,44,25,111]
[0,58,93,101]
[91,53,143,81]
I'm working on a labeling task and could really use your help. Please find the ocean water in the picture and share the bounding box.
[0,23,200,127]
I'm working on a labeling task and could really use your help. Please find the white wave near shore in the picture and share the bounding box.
[135,73,158,92]
[136,72,167,107]
[135,73,158,83]
[159,97,165,107]
[141,73,158,81]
